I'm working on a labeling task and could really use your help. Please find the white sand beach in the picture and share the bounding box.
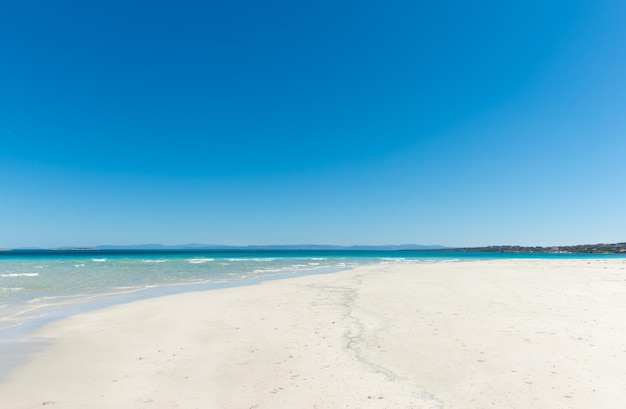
[1,259,626,408]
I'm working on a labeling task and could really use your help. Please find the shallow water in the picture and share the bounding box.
[1,249,624,381]
[1,249,623,332]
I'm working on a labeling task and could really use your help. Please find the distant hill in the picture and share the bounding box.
[94,243,447,251]
[6,243,626,253]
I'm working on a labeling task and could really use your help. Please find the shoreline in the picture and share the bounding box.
[1,259,626,408]
[0,263,350,333]
[0,265,349,380]
[2,251,623,336]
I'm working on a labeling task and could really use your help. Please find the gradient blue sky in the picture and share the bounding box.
[1,0,625,248]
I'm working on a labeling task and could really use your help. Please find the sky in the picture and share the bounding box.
[1,0,625,248]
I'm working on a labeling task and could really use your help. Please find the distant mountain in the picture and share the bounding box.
[8,242,626,253]
[95,243,218,250]
[93,243,447,251]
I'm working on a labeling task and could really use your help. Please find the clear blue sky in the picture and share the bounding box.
[1,0,625,248]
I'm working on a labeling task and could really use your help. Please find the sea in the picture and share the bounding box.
[0,249,624,379]
[2,249,624,333]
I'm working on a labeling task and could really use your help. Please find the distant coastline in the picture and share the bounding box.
[6,244,445,252]
[3,242,626,254]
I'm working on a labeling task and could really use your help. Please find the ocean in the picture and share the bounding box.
[1,249,623,333]
[1,249,625,380]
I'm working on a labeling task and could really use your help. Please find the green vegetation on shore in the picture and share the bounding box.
[450,243,626,254]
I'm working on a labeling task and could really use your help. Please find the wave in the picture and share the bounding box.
[142,259,167,263]
[91,258,107,262]
[252,268,285,274]
[1,287,25,291]
[0,273,40,277]
[225,258,278,262]
[187,258,215,264]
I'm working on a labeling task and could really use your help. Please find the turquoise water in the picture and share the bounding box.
[1,249,624,332]
[1,249,625,380]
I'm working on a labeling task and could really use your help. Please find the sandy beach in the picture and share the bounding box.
[1,258,626,408]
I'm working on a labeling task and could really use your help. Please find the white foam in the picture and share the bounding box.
[1,287,24,292]
[0,273,40,277]
[142,259,167,263]
[74,264,85,267]
[226,258,278,262]
[252,268,284,274]
[187,258,215,264]
[91,258,107,262]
